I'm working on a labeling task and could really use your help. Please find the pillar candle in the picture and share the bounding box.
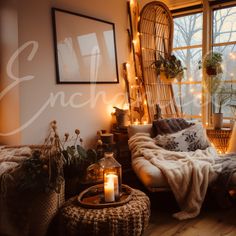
[104,182,115,202]
[104,173,119,201]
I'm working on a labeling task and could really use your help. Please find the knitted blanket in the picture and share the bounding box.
[129,133,222,220]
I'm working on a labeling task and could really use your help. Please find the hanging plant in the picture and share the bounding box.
[198,52,223,76]
[152,54,186,82]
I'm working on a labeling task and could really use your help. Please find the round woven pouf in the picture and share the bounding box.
[57,188,150,236]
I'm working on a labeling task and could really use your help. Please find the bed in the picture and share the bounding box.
[127,120,236,220]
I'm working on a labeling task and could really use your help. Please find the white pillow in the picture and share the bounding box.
[154,123,210,152]
[127,124,152,138]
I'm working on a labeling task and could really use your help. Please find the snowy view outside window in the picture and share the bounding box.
[172,6,236,119]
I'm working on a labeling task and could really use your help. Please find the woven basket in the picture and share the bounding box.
[207,129,232,153]
[0,181,65,236]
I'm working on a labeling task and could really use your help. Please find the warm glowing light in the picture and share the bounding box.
[144,100,147,105]
[130,0,134,6]
[131,85,134,89]
[206,122,209,126]
[138,16,140,21]
[123,103,129,110]
[174,79,178,83]
[189,77,193,82]
[137,32,140,36]
[229,52,236,60]
[199,112,202,116]
[104,173,118,202]
[142,47,145,50]
[135,77,138,80]
[230,73,234,77]
[133,119,140,125]
[108,106,116,115]
[142,120,148,125]
[221,64,224,70]
[132,39,137,45]
[126,63,130,68]
[190,88,194,93]
[197,93,202,99]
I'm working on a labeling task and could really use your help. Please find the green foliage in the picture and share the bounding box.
[204,52,222,68]
[16,150,64,193]
[153,54,186,79]
[62,145,97,179]
[199,52,223,76]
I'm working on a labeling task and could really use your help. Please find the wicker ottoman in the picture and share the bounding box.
[57,188,150,236]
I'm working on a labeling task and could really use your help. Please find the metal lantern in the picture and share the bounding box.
[99,152,122,202]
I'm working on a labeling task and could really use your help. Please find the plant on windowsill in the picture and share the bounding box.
[212,86,236,128]
[152,54,186,83]
[199,52,225,128]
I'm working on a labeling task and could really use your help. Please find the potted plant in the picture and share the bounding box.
[153,54,186,83]
[213,86,236,129]
[200,52,223,76]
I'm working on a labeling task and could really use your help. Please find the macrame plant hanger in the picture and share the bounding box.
[139,1,180,120]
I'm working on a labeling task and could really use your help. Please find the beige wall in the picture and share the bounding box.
[0,0,128,147]
[0,0,20,145]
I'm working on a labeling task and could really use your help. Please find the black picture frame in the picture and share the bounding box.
[51,8,119,84]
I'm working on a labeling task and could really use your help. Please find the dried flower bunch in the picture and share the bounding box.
[2,121,98,194]
[14,120,64,193]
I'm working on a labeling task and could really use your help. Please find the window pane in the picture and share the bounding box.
[172,84,202,116]
[174,48,202,81]
[173,13,203,48]
[213,6,236,44]
[212,45,236,118]
[213,45,236,80]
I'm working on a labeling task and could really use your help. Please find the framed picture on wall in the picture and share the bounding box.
[51,8,119,84]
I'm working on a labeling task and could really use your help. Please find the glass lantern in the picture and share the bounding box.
[99,152,122,202]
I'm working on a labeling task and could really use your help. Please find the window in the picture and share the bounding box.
[172,13,203,119]
[212,5,236,119]
[172,3,236,122]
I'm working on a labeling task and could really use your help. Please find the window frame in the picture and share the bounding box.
[172,1,236,123]
[172,11,203,119]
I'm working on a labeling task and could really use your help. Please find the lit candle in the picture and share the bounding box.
[105,173,119,199]
[104,182,115,202]
[133,119,140,125]
[143,120,148,125]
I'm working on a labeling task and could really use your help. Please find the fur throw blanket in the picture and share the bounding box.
[129,133,222,220]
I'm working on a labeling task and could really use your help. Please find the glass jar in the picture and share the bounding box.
[99,152,122,202]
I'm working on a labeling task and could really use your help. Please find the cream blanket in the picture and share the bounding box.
[0,146,32,177]
[129,133,221,220]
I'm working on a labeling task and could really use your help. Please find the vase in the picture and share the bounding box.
[212,113,223,129]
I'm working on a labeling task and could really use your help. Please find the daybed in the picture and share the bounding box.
[128,119,236,220]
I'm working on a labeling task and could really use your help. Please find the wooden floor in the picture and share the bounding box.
[143,193,236,236]
[123,170,236,236]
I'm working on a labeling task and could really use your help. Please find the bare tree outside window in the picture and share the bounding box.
[173,13,203,119]
[172,7,236,120]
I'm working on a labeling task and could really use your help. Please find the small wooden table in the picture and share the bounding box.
[206,128,232,154]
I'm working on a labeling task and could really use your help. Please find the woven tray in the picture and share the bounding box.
[77,184,133,208]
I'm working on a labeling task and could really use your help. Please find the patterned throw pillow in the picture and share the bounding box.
[154,123,210,152]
